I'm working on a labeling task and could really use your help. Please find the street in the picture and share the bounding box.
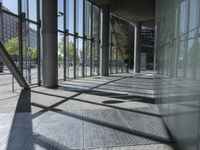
[0,66,98,94]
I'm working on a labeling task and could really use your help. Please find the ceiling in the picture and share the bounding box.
[89,0,156,28]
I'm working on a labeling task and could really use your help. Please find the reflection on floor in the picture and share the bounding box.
[0,73,176,150]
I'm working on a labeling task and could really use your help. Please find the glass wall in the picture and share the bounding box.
[156,0,200,150]
[57,0,100,80]
[92,5,100,76]
[21,0,40,85]
[0,0,40,94]
[109,27,125,74]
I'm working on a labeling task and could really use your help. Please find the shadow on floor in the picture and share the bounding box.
[4,75,178,149]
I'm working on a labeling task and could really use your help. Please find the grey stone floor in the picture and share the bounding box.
[0,73,176,150]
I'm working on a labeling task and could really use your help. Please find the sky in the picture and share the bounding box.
[2,0,37,21]
[2,0,85,51]
[2,0,80,33]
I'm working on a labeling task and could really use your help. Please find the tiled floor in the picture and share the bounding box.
[0,73,176,150]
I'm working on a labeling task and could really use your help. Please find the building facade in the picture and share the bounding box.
[0,6,37,48]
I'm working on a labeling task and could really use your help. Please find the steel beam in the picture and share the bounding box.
[0,42,30,89]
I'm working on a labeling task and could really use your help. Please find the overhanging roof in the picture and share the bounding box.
[90,0,155,28]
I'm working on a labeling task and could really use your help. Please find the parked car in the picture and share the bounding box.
[0,61,4,73]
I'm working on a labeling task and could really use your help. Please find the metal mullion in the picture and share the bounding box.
[77,35,85,39]
[73,0,76,79]
[90,4,93,77]
[110,35,113,74]
[2,9,20,18]
[57,29,65,33]
[18,0,23,74]
[25,18,38,24]
[68,32,75,36]
[57,29,77,36]
[25,19,39,26]
[37,0,41,85]
[97,8,100,75]
[82,0,85,77]
[63,0,66,81]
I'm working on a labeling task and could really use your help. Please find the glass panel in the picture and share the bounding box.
[22,22,38,84]
[28,0,37,21]
[67,0,74,34]
[117,48,124,73]
[58,0,64,31]
[84,40,91,77]
[67,35,74,78]
[76,0,83,36]
[58,32,64,80]
[111,44,114,74]
[76,38,83,78]
[177,35,186,78]
[189,0,199,30]
[92,5,99,75]
[1,0,18,15]
[197,28,200,80]
[186,30,198,79]
[85,1,91,39]
[0,12,21,93]
[22,0,37,21]
[1,12,18,44]
[93,40,99,75]
[179,0,188,35]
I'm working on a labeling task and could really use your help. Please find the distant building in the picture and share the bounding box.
[29,28,37,48]
[0,9,18,43]
[141,28,154,47]
[0,6,37,48]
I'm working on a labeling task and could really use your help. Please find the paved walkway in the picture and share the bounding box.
[0,73,176,150]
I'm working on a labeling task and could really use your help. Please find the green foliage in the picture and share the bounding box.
[5,38,38,61]
[111,17,134,62]
[58,54,63,61]
[67,41,75,62]
[5,38,19,56]
[58,37,83,63]
[29,48,37,60]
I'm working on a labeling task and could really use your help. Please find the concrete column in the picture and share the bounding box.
[134,22,141,73]
[100,5,110,76]
[41,0,58,88]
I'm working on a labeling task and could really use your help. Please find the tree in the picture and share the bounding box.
[29,48,37,61]
[111,16,134,63]
[5,38,38,61]
[58,37,76,63]
[5,38,19,59]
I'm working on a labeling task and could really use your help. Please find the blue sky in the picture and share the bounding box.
[2,0,84,49]
[2,0,37,21]
[2,0,81,33]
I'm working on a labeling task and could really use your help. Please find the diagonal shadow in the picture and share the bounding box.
[6,89,34,150]
[4,89,74,150]
[23,133,73,150]
[31,102,172,144]
[31,76,130,118]
[31,90,161,118]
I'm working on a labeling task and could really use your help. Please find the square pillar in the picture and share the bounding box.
[134,22,141,73]
[41,0,58,88]
[100,5,110,76]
